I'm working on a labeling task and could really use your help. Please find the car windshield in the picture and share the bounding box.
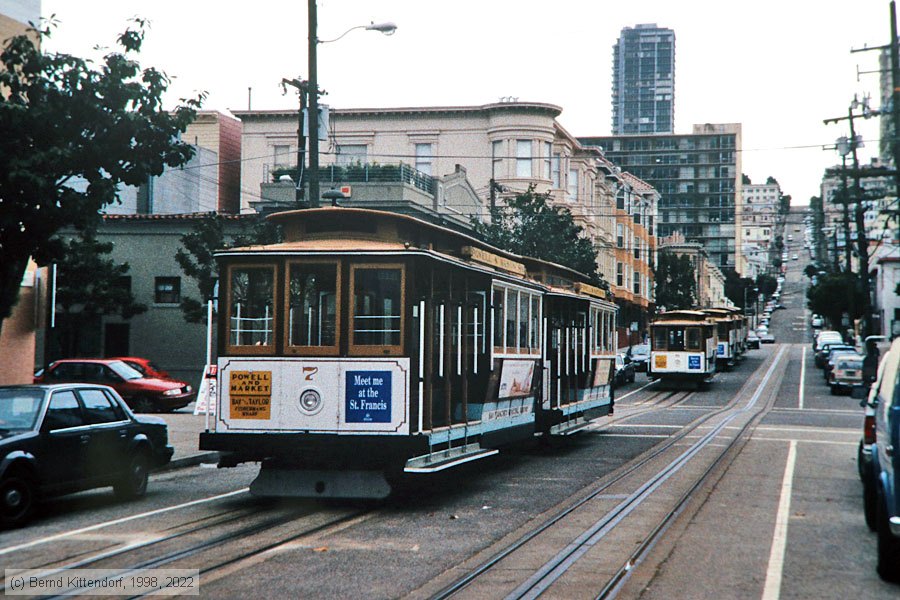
[0,389,44,431]
[106,360,144,381]
[632,345,649,356]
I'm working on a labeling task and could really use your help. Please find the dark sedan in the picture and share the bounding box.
[613,354,636,388]
[0,384,173,528]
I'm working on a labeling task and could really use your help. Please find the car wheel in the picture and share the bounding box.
[114,452,150,500]
[864,475,878,532]
[0,473,36,529]
[131,396,157,413]
[829,385,837,396]
[877,492,900,582]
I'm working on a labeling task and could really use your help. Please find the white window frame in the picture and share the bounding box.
[516,140,533,177]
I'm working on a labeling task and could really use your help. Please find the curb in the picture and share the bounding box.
[155,451,220,473]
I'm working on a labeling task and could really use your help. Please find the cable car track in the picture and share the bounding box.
[428,347,786,600]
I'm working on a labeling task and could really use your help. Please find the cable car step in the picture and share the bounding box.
[550,416,591,436]
[404,444,499,473]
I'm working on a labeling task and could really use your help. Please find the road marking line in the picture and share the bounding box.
[772,407,859,415]
[615,379,658,401]
[762,440,797,600]
[755,425,857,435]
[752,437,856,447]
[594,433,670,438]
[799,347,806,410]
[0,488,249,557]
[607,423,682,429]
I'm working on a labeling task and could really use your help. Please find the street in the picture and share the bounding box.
[0,256,894,599]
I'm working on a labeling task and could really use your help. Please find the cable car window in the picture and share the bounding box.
[686,327,702,350]
[667,328,685,351]
[530,295,541,352]
[287,262,339,354]
[492,287,504,349]
[519,292,529,353]
[350,265,404,354]
[653,327,667,350]
[228,266,275,349]
[506,290,518,352]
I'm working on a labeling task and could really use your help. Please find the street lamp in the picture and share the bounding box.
[307,1,397,207]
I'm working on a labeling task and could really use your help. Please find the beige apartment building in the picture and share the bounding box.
[233,100,657,343]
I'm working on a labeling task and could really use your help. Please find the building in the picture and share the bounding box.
[580,123,743,272]
[0,0,46,384]
[233,101,657,345]
[611,24,675,135]
[741,181,780,277]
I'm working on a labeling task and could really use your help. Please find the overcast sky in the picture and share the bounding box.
[40,0,892,205]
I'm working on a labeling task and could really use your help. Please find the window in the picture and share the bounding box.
[228,266,275,349]
[273,144,292,168]
[516,140,532,177]
[44,391,84,430]
[667,328,685,351]
[634,277,641,295]
[567,169,578,201]
[492,140,505,177]
[492,287,504,348]
[415,143,433,175]
[616,262,624,287]
[506,289,518,349]
[80,389,125,424]
[154,277,181,304]
[551,153,561,188]
[686,327,702,350]
[493,284,540,354]
[544,142,552,180]
[617,224,624,248]
[286,262,339,354]
[336,144,367,165]
[652,327,667,350]
[350,265,404,354]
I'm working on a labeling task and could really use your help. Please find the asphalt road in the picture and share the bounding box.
[0,250,894,598]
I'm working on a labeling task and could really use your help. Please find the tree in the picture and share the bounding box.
[756,273,777,297]
[0,19,203,329]
[722,268,754,308]
[807,272,865,329]
[654,250,696,310]
[175,214,283,323]
[742,173,752,185]
[53,229,146,356]
[473,187,605,286]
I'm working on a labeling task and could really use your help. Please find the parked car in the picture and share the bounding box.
[34,359,194,413]
[747,331,761,349]
[859,351,895,531]
[0,384,173,528]
[867,337,900,581]
[760,332,776,344]
[814,330,843,351]
[811,315,824,328]
[815,343,855,369]
[828,355,864,394]
[628,344,651,373]
[824,349,862,382]
[613,354,636,388]
[109,356,171,379]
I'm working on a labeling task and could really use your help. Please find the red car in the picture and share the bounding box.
[109,356,171,379]
[34,359,194,413]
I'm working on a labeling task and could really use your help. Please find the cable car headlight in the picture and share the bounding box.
[298,388,323,415]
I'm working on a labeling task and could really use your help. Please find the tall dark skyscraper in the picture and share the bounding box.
[611,24,675,135]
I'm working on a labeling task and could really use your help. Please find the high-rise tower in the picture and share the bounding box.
[611,24,675,135]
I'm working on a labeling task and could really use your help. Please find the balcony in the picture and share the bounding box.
[268,162,436,195]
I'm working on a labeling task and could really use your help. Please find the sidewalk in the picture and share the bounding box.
[153,403,219,471]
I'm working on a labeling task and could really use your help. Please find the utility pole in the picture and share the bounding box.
[847,105,874,338]
[839,153,853,271]
[281,77,309,205]
[307,0,320,208]
[887,1,900,237]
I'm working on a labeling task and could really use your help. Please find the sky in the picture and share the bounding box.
[38,0,894,205]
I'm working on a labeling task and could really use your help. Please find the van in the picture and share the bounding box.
[869,337,900,581]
